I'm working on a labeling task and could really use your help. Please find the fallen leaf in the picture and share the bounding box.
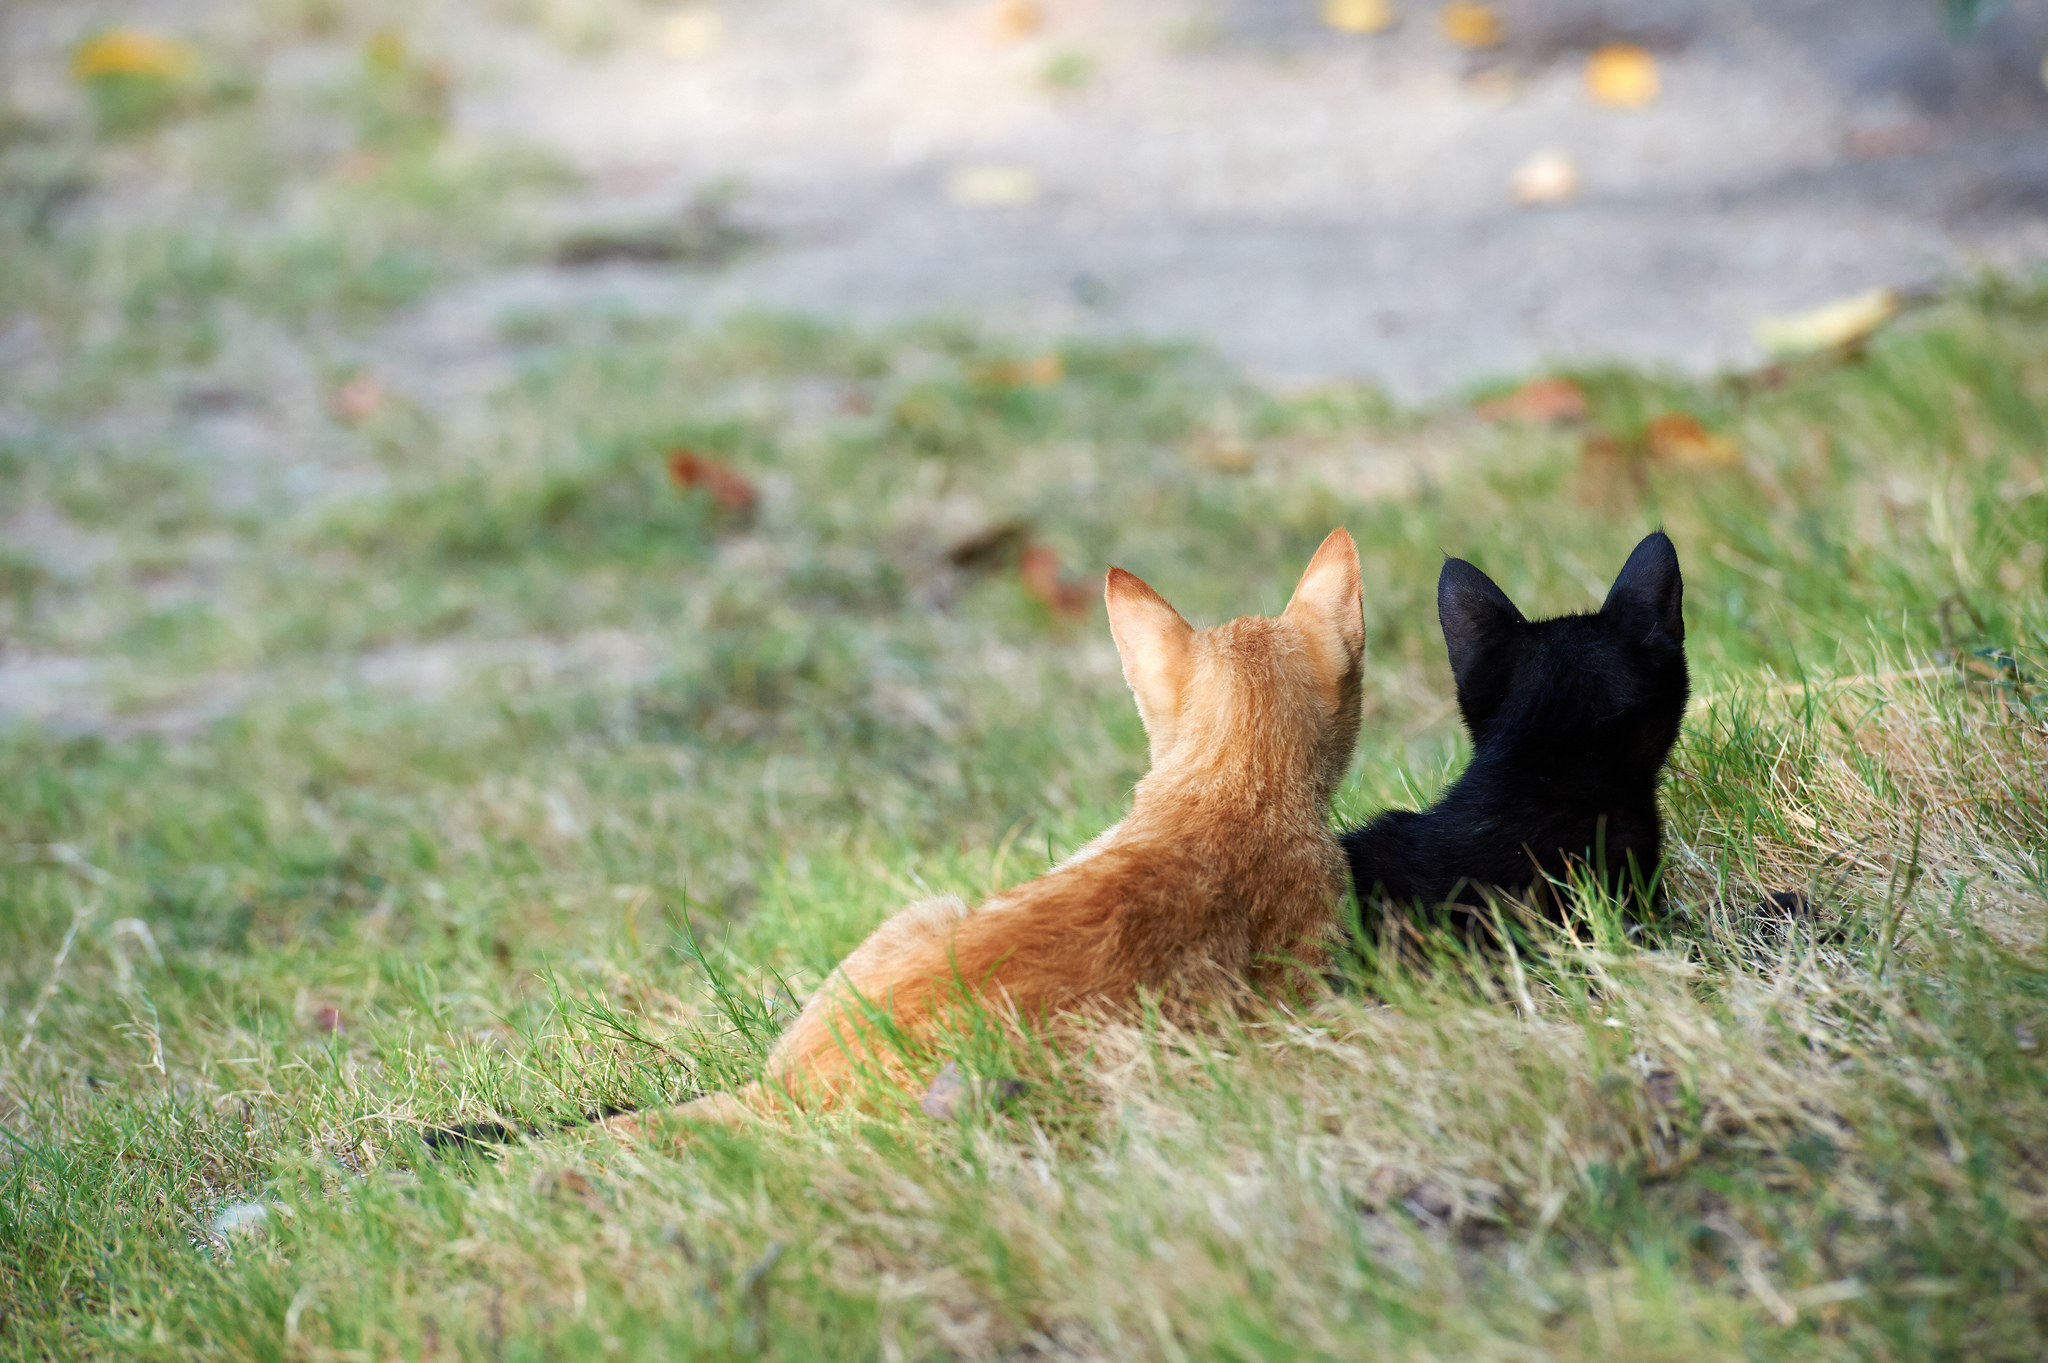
[1476,376,1588,424]
[1509,150,1579,206]
[334,150,390,181]
[554,193,754,267]
[1586,44,1659,108]
[1438,2,1502,48]
[1019,542,1098,619]
[947,164,1041,207]
[73,29,196,81]
[976,354,1064,387]
[1843,122,1936,160]
[1464,67,1519,103]
[333,374,384,425]
[656,8,723,59]
[946,519,1034,571]
[1645,412,1740,470]
[667,449,759,516]
[1754,288,1898,357]
[1578,430,1647,503]
[992,0,1045,42]
[314,1005,344,1034]
[1193,434,1254,473]
[1323,0,1397,35]
[542,1169,607,1211]
[364,28,408,74]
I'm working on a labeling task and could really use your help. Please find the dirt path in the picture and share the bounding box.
[448,0,2048,395]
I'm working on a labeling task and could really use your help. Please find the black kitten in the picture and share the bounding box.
[1341,531,1689,937]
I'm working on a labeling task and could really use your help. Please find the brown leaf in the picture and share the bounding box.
[667,449,759,516]
[1577,430,1647,504]
[333,374,384,425]
[946,519,1034,572]
[334,150,390,182]
[541,1169,608,1212]
[314,1005,344,1034]
[1019,542,1098,619]
[1843,122,1935,160]
[1645,413,1740,470]
[1191,434,1255,473]
[976,354,1064,388]
[1476,376,1588,424]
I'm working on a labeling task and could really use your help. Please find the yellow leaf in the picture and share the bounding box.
[72,29,196,81]
[947,165,1040,207]
[1586,44,1659,108]
[656,9,723,59]
[1438,2,1501,49]
[1755,289,1900,357]
[1323,0,1397,35]
[978,355,1065,387]
[993,0,1045,43]
[364,28,407,73]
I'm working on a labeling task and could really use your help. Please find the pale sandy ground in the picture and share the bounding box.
[10,0,2047,394]
[440,0,2044,393]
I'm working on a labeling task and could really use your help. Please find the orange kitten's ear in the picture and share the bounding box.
[1105,567,1193,744]
[1283,528,1365,682]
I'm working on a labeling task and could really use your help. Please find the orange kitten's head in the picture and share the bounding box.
[1104,528,1365,806]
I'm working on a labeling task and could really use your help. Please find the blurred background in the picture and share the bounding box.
[7,0,2047,394]
[1,0,2045,745]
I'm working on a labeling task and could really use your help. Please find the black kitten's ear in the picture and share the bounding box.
[1438,558,1525,720]
[1602,531,1684,643]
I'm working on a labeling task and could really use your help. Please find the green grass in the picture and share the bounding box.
[3,11,2048,1359]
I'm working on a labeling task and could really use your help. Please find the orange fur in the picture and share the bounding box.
[615,529,1365,1130]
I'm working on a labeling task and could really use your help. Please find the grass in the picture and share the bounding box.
[2,6,2048,1359]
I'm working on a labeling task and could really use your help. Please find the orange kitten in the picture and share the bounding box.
[614,529,1364,1130]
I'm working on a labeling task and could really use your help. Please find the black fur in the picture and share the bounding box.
[1341,532,1689,937]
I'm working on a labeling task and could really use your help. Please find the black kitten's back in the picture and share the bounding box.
[1344,532,1688,930]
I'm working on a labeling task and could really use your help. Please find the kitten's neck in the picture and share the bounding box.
[1466,744,1664,804]
[1136,750,1331,824]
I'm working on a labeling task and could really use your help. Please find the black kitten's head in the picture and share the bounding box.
[1437,532,1689,782]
